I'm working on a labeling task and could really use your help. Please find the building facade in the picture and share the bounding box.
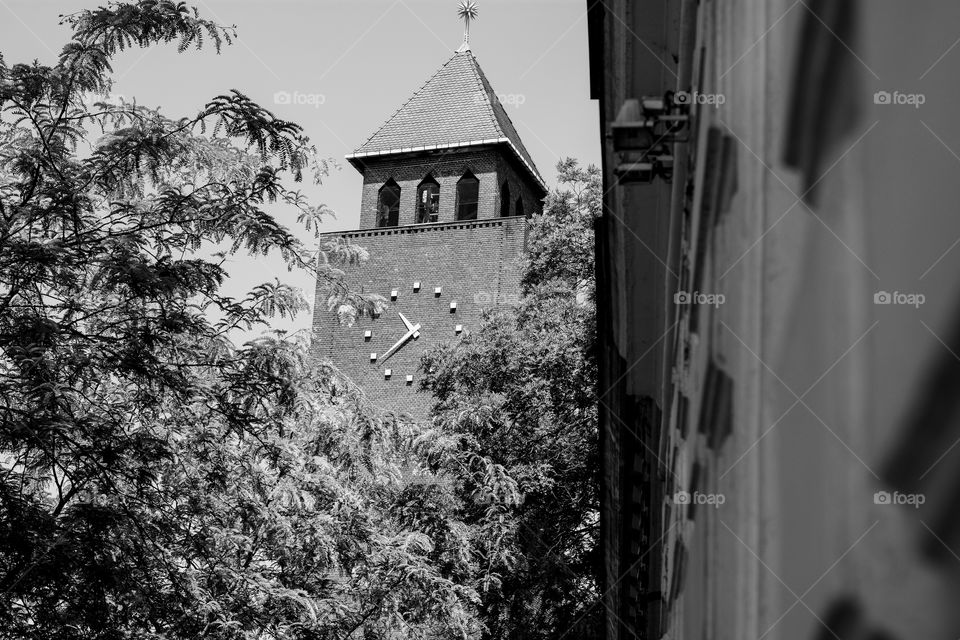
[589,1,960,639]
[312,45,546,420]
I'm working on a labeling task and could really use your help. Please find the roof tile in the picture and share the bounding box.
[349,50,544,190]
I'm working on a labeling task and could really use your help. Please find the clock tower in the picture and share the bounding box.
[312,5,547,420]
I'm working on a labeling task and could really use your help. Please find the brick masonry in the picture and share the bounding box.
[314,138,546,420]
[312,216,529,420]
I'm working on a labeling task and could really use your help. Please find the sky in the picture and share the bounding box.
[0,0,600,333]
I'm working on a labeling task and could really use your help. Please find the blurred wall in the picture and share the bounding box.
[591,1,960,638]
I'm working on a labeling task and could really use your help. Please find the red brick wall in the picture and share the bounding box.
[496,152,545,218]
[312,217,529,419]
[354,147,543,229]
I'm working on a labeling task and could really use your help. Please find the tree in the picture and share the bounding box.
[0,3,483,638]
[419,159,602,640]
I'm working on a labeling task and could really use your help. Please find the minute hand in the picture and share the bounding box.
[379,323,421,363]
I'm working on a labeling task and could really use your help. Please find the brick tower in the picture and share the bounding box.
[312,28,547,420]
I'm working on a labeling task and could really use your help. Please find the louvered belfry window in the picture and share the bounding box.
[500,182,511,217]
[377,180,401,227]
[456,172,479,220]
[417,176,440,223]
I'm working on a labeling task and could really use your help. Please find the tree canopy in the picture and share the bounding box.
[0,2,601,638]
[419,159,602,640]
[0,3,482,638]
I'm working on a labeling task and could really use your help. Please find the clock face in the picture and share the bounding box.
[363,281,464,385]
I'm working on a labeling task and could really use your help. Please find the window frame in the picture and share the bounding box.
[500,181,511,217]
[376,179,401,227]
[416,175,441,224]
[455,171,480,221]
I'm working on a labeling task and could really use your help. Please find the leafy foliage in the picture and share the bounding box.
[420,160,602,640]
[0,4,602,638]
[0,3,484,638]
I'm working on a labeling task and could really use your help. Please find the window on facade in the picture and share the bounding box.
[500,182,511,217]
[377,180,401,227]
[456,172,479,220]
[416,176,440,223]
[515,196,524,218]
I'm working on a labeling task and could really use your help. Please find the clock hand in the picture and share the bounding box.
[379,323,422,363]
[381,326,417,362]
[398,312,421,339]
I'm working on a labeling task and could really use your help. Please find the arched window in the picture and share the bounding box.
[500,182,511,217]
[515,196,524,218]
[456,172,479,220]
[416,176,440,223]
[376,180,400,227]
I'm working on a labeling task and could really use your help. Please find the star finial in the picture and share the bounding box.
[457,1,478,52]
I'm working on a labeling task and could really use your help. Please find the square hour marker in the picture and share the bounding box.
[455,324,463,333]
[364,330,372,340]
[390,290,398,300]
[384,369,392,378]
[434,286,442,296]
[370,353,377,361]
[413,281,421,292]
[449,301,457,312]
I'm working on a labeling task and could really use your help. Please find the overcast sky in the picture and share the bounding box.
[0,0,600,334]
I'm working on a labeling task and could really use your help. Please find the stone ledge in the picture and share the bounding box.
[320,215,527,239]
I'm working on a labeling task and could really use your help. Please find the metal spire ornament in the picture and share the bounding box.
[457,1,478,52]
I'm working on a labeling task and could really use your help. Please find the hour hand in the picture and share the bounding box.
[398,312,420,338]
[379,322,421,363]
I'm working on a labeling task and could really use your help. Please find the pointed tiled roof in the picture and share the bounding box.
[346,50,546,193]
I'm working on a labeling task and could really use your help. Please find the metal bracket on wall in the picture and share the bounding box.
[608,92,690,184]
